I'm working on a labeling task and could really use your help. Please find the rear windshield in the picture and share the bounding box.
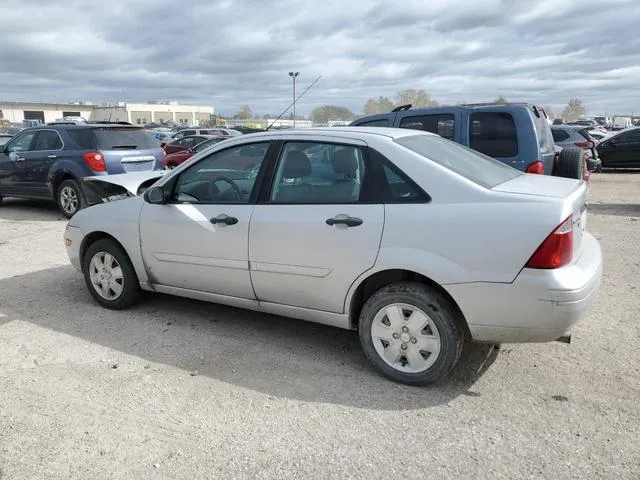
[395,134,522,189]
[93,128,157,149]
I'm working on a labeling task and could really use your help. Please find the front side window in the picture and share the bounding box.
[270,142,366,203]
[399,114,455,140]
[5,131,37,152]
[395,134,522,189]
[33,130,63,150]
[469,112,518,158]
[172,142,269,204]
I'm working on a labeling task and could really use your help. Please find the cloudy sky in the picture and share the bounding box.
[1,0,639,117]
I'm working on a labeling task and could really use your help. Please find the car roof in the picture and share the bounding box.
[229,126,437,142]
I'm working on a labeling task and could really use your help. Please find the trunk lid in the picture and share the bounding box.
[92,127,164,173]
[494,175,588,261]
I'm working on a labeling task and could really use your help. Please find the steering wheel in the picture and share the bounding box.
[208,177,241,202]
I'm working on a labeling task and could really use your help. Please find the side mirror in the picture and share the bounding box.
[144,185,167,204]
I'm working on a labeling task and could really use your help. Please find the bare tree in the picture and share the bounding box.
[561,99,586,122]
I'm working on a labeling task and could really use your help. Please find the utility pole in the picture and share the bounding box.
[289,71,299,128]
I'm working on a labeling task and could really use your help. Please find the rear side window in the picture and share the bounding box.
[92,128,157,149]
[399,114,455,140]
[67,129,97,149]
[552,129,570,142]
[395,134,522,189]
[33,130,63,150]
[355,119,389,127]
[469,112,518,158]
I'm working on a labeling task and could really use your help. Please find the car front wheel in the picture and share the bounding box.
[358,282,464,386]
[57,179,86,218]
[83,238,142,310]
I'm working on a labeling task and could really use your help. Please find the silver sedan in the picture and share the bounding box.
[64,127,603,385]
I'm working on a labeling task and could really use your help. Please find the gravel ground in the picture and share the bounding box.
[0,173,638,480]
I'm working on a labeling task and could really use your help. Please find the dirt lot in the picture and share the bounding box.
[0,173,638,479]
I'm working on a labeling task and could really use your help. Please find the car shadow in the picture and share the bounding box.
[0,198,65,222]
[0,265,499,410]
[588,203,640,217]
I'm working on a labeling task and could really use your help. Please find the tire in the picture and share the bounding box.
[56,179,86,218]
[358,282,465,386]
[83,238,142,310]
[555,147,585,180]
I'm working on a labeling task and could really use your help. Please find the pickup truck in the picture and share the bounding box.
[349,103,585,180]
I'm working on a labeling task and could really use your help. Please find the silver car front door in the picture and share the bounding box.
[249,140,384,313]
[139,142,271,298]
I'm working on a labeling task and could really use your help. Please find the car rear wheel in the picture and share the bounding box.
[83,238,142,310]
[57,179,86,218]
[358,282,464,385]
[555,147,585,180]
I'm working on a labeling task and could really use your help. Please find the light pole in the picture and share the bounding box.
[289,71,299,128]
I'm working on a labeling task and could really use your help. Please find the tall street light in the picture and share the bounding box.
[289,71,299,128]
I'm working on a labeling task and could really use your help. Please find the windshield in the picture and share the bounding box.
[394,134,523,189]
[93,128,157,149]
[0,136,12,146]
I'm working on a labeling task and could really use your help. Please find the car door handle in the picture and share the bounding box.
[326,216,363,227]
[47,154,57,159]
[14,156,25,162]
[210,214,238,225]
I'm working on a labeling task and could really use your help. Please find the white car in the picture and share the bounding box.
[64,127,603,385]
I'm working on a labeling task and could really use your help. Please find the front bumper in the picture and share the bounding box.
[64,224,83,272]
[446,232,603,343]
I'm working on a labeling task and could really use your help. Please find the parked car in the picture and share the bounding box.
[350,103,585,180]
[0,133,13,146]
[0,123,165,217]
[160,128,229,146]
[164,136,229,168]
[551,125,601,172]
[612,117,632,131]
[64,127,602,385]
[594,116,613,129]
[596,126,640,168]
[163,135,213,155]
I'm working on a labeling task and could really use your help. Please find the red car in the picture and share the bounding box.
[162,135,213,155]
[164,136,229,168]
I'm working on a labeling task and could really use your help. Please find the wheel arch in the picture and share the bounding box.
[50,171,78,200]
[347,268,470,336]
[80,231,131,271]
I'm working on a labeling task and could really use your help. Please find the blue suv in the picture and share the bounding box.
[0,122,165,217]
[350,103,584,180]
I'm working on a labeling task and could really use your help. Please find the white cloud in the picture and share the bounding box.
[0,0,638,116]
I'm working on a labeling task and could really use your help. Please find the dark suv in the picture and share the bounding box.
[350,103,585,180]
[0,122,165,217]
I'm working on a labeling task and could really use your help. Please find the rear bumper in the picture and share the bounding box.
[446,232,603,343]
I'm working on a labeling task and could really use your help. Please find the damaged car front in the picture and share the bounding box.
[82,170,170,204]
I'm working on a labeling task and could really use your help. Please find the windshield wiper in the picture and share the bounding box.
[110,145,138,149]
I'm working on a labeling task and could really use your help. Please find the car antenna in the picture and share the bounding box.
[266,76,321,131]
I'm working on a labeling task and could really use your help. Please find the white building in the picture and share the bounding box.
[0,101,94,125]
[0,101,214,127]
[90,102,214,126]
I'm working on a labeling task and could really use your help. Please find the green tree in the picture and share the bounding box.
[310,105,356,124]
[396,89,438,107]
[233,104,252,120]
[363,96,395,115]
[494,95,508,104]
[561,99,586,122]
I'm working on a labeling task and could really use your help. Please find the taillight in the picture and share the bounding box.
[575,140,595,149]
[83,151,106,172]
[526,161,545,174]
[525,216,573,269]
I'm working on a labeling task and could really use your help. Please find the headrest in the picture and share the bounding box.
[331,148,358,175]
[282,151,311,178]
